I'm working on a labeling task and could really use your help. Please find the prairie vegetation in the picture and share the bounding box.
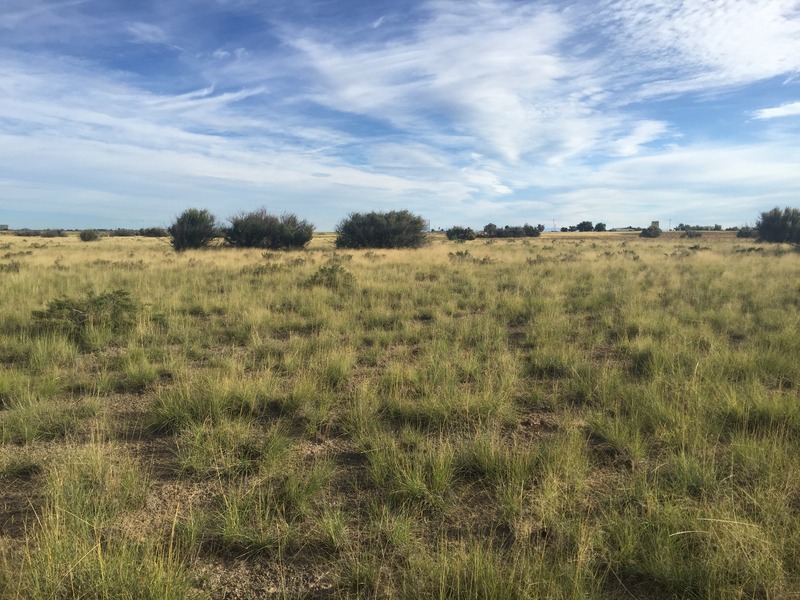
[0,230,798,598]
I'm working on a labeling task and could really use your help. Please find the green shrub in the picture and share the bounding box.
[736,226,756,238]
[756,206,800,244]
[224,209,314,249]
[32,289,138,341]
[79,229,101,242]
[640,225,662,238]
[335,210,428,249]
[446,226,476,241]
[108,228,139,237]
[306,264,355,289]
[139,227,169,237]
[168,208,218,251]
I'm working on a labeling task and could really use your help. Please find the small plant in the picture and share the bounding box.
[448,250,471,262]
[79,229,101,242]
[32,289,138,342]
[681,230,702,238]
[306,264,355,289]
[0,261,21,272]
[168,208,219,251]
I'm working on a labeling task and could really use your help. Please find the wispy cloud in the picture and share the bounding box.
[1,0,799,229]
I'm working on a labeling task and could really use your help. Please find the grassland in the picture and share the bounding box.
[0,230,798,599]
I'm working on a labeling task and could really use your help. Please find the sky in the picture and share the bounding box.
[1,0,799,231]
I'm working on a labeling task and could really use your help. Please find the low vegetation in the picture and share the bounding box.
[0,228,799,598]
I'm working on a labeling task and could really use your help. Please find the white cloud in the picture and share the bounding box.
[752,101,800,119]
[611,120,669,157]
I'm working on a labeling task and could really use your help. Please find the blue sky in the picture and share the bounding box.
[1,0,799,231]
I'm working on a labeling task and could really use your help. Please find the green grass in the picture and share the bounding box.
[1,232,799,598]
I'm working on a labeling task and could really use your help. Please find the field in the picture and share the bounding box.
[1,230,799,599]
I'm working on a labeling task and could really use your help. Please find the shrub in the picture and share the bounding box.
[139,227,169,237]
[640,225,662,238]
[14,229,67,238]
[79,230,101,242]
[224,209,314,249]
[108,229,139,237]
[335,210,428,249]
[446,226,476,241]
[681,230,702,239]
[594,222,607,232]
[737,226,756,238]
[306,264,355,289]
[32,290,138,341]
[756,207,800,244]
[168,208,218,251]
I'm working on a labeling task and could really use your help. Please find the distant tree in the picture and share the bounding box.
[576,221,593,232]
[736,226,756,238]
[335,210,428,249]
[224,209,314,249]
[756,207,800,244]
[640,224,662,238]
[480,223,541,238]
[140,227,169,238]
[168,208,219,251]
[594,222,607,232]
[446,226,476,241]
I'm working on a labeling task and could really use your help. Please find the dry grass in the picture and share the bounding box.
[1,230,799,598]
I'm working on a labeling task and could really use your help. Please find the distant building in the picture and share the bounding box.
[0,225,8,231]
[651,221,660,229]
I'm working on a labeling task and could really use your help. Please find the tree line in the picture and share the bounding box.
[46,205,799,250]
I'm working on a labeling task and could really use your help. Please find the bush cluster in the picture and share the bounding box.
[445,227,476,241]
[482,223,544,238]
[756,207,800,244]
[13,229,67,238]
[675,223,722,231]
[224,209,314,249]
[335,211,428,249]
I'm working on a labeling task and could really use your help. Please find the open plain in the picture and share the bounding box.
[1,231,799,599]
